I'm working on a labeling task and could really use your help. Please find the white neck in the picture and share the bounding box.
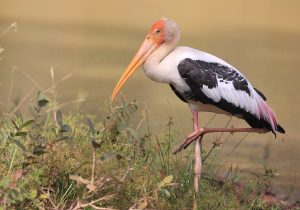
[143,40,177,83]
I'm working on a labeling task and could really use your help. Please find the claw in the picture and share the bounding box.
[173,128,205,154]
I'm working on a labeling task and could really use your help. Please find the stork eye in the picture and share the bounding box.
[154,29,161,34]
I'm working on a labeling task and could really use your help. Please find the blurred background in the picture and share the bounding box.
[1,0,299,199]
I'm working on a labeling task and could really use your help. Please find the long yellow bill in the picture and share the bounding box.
[111,37,158,101]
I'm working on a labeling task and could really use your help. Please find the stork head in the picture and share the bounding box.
[111,18,180,100]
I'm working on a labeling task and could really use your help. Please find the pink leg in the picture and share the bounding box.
[193,111,198,131]
[175,112,268,195]
[193,112,202,193]
[174,127,268,154]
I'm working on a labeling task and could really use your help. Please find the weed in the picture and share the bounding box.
[0,89,296,209]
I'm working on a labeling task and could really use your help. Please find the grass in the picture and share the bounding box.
[0,91,290,210]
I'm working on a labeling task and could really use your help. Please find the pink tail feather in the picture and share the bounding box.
[256,98,278,133]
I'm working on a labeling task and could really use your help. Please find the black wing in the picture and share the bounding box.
[176,58,275,132]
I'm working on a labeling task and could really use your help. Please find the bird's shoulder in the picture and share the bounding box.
[172,46,238,71]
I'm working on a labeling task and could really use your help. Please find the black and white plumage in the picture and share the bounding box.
[174,57,284,134]
[112,17,285,135]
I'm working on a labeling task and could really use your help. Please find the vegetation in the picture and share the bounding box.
[0,22,295,210]
[0,91,291,210]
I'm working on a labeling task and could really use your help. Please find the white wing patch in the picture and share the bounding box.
[201,79,260,118]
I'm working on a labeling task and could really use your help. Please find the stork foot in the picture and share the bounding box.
[173,128,205,154]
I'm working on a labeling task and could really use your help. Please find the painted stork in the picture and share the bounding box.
[111,18,285,193]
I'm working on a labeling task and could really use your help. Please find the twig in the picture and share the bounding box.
[121,168,133,182]
[136,118,144,131]
[43,73,73,93]
[7,67,15,110]
[67,199,79,210]
[7,148,17,175]
[80,194,116,207]
[202,116,233,163]
[92,149,96,185]
[47,191,58,209]
[230,132,249,154]
[88,204,116,210]
[202,145,215,163]
[204,113,217,127]
[9,88,34,115]
[45,98,86,111]
[117,167,133,192]
[72,194,116,210]
[0,22,17,38]
[50,67,57,123]
[19,69,42,90]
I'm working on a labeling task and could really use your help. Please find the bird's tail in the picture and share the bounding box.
[256,97,285,134]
